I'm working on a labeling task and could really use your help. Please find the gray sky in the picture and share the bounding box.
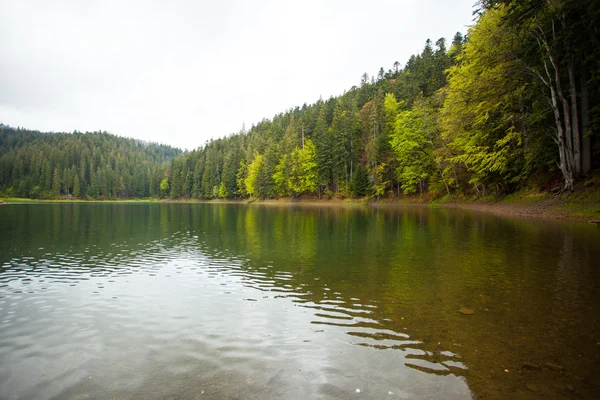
[1,0,475,150]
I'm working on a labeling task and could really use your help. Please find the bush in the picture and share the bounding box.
[29,185,42,199]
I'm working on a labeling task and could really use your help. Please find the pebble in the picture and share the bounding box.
[458,307,475,315]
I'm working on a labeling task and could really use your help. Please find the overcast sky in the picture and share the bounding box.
[1,0,475,150]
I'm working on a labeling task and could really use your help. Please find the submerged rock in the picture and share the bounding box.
[526,383,540,392]
[458,307,475,315]
[545,362,564,371]
[522,362,541,370]
[566,384,574,392]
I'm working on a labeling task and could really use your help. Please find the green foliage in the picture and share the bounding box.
[441,6,539,194]
[159,178,169,198]
[350,166,369,197]
[52,168,61,197]
[221,147,240,197]
[0,126,180,199]
[30,185,41,199]
[73,175,81,198]
[373,163,391,198]
[289,140,319,196]
[273,154,291,197]
[313,105,334,194]
[383,93,401,132]
[218,182,228,198]
[245,154,269,199]
[236,159,248,197]
[390,96,437,194]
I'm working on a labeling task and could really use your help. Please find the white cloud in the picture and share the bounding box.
[0,0,474,149]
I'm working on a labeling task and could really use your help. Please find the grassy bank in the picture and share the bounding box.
[429,188,600,222]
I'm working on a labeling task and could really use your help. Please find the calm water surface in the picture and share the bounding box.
[0,203,599,400]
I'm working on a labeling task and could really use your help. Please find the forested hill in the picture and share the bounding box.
[162,0,599,200]
[2,0,599,201]
[0,125,182,199]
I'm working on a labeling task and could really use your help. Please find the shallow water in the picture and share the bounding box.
[0,203,598,399]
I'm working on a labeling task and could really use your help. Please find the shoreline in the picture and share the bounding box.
[251,195,600,223]
[2,191,599,223]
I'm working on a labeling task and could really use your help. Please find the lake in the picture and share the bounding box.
[0,203,598,399]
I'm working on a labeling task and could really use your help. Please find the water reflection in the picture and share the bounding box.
[0,203,599,399]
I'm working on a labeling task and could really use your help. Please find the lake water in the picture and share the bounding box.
[0,203,599,400]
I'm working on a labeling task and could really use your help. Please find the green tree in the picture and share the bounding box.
[73,174,81,198]
[281,116,299,155]
[30,185,42,199]
[481,0,600,188]
[287,140,319,196]
[313,106,334,196]
[441,6,539,195]
[218,181,228,198]
[236,159,248,197]
[373,163,391,198]
[330,98,358,193]
[273,154,291,197]
[222,146,241,197]
[245,154,270,199]
[52,167,61,197]
[390,96,438,195]
[350,166,369,197]
[159,177,170,198]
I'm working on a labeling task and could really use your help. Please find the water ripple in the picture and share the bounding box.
[0,224,474,400]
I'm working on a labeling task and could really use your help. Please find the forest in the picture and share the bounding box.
[1,0,598,201]
[0,127,181,199]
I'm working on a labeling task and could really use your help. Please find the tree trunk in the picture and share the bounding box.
[435,163,450,195]
[548,74,575,191]
[568,57,581,174]
[534,29,575,191]
[557,73,575,179]
[580,66,592,175]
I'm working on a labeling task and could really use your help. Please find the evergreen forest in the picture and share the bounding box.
[1,0,599,200]
[0,127,181,199]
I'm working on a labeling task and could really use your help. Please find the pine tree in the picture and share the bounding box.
[52,168,61,197]
[73,174,81,198]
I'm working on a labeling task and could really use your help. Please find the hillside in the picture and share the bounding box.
[0,125,182,199]
[161,1,599,201]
